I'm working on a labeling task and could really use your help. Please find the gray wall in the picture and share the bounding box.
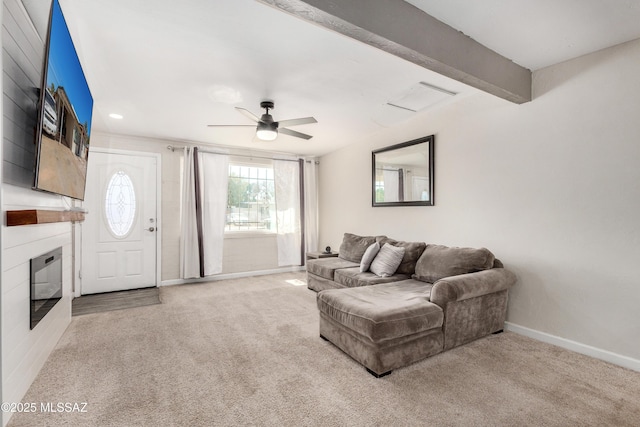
[318,38,640,368]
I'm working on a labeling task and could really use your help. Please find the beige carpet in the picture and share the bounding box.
[8,272,640,426]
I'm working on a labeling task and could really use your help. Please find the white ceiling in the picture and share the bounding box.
[405,0,640,71]
[57,0,640,157]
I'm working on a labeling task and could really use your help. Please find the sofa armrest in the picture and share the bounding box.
[430,268,516,307]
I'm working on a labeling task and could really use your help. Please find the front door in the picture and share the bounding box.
[81,149,159,294]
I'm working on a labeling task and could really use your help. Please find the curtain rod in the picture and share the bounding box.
[166,145,319,164]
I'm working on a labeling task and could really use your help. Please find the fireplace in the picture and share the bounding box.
[30,247,63,329]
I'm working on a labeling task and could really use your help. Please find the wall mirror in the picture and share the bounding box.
[372,135,434,207]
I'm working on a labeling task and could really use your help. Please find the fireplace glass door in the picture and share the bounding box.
[30,247,63,329]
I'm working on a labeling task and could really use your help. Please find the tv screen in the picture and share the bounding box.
[34,0,93,200]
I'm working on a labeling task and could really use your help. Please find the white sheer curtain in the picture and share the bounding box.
[180,147,200,279]
[383,168,399,202]
[274,159,302,266]
[199,151,229,276]
[180,147,229,278]
[303,159,319,253]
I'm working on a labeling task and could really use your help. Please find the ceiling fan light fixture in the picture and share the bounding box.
[208,100,316,141]
[256,122,278,141]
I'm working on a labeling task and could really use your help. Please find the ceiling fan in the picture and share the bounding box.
[208,101,317,141]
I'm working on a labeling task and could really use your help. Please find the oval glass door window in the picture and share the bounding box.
[105,170,137,238]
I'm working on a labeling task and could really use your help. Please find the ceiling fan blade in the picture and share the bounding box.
[235,107,261,123]
[279,127,313,140]
[277,117,317,127]
[207,124,255,127]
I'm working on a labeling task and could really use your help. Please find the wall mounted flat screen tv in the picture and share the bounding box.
[34,0,93,200]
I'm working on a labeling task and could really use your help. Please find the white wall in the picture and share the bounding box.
[222,233,279,274]
[1,188,73,427]
[319,38,640,366]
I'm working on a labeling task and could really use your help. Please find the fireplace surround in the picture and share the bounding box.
[30,247,63,329]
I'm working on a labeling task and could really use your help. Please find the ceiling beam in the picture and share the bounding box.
[257,0,531,104]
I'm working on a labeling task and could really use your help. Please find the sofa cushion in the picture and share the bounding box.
[378,238,427,275]
[307,258,359,281]
[338,233,378,263]
[334,267,409,288]
[317,281,442,343]
[389,278,435,299]
[370,243,406,277]
[413,244,495,283]
[359,242,380,272]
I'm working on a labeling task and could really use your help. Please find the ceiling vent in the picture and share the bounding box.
[388,81,456,112]
[374,82,457,127]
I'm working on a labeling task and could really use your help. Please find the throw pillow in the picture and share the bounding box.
[377,237,426,275]
[370,243,406,277]
[359,242,380,272]
[413,244,495,283]
[338,233,378,263]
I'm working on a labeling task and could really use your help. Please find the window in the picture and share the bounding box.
[226,164,276,232]
[105,170,137,237]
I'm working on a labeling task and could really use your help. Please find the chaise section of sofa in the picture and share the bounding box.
[317,280,443,376]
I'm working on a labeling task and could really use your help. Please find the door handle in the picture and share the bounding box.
[147,227,155,232]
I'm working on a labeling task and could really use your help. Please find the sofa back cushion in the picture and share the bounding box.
[338,233,378,263]
[413,244,495,283]
[378,238,427,275]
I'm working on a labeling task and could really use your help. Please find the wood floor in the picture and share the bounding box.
[72,287,161,316]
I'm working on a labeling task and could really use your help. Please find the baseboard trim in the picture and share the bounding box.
[160,266,305,287]
[505,322,640,373]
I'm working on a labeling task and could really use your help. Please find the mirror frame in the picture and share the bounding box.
[372,135,434,207]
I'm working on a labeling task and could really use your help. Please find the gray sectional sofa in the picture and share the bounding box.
[307,233,517,377]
